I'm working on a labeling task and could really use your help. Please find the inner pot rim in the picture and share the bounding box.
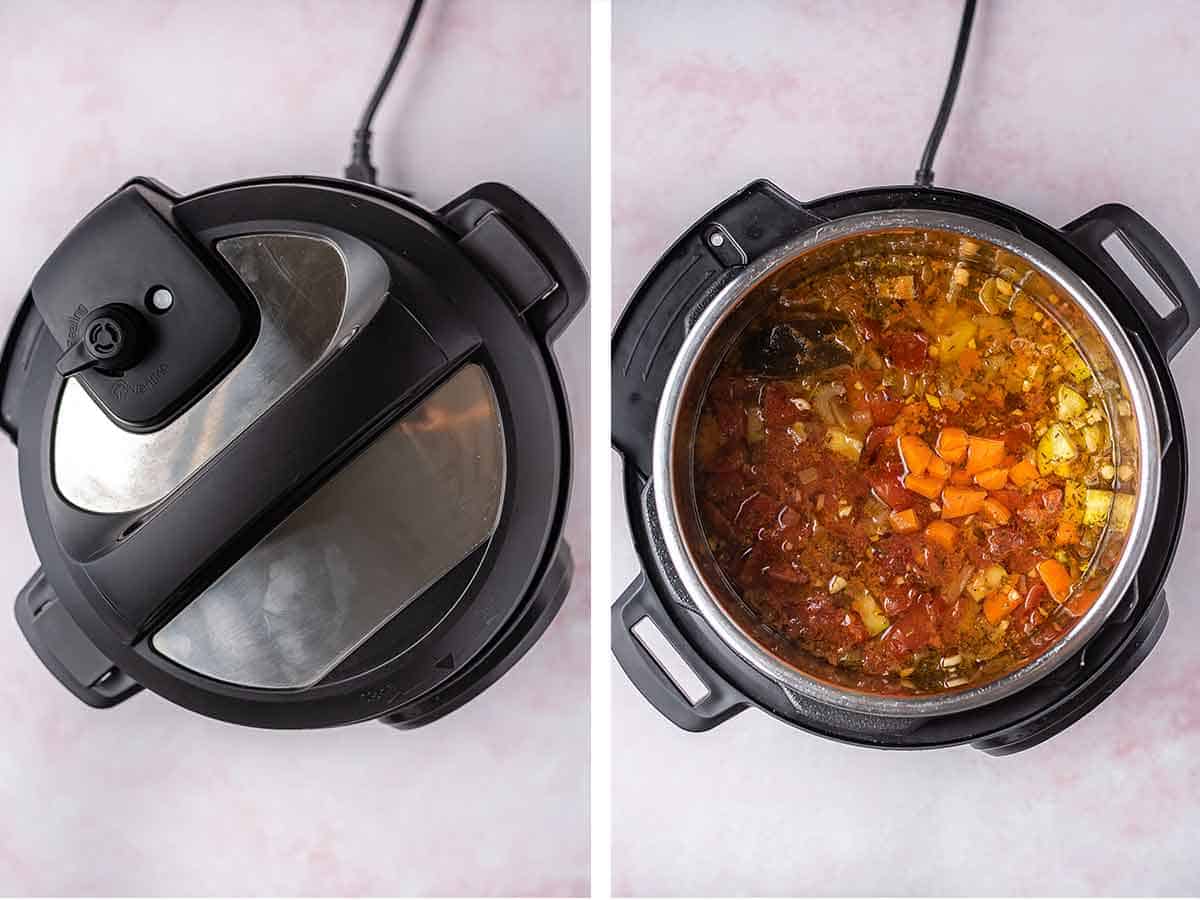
[652,208,1163,719]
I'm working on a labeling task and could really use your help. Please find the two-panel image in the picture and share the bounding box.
[1,1,1197,897]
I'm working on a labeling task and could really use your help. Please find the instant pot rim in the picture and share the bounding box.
[652,208,1163,719]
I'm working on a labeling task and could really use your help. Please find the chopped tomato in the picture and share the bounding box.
[880,330,930,369]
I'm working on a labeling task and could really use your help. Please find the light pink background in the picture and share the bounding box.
[611,1,1199,896]
[0,1,588,896]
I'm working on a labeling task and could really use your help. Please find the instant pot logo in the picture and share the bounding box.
[112,362,169,402]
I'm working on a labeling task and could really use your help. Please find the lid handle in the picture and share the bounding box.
[440,183,588,342]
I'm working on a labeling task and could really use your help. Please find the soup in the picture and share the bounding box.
[694,251,1134,694]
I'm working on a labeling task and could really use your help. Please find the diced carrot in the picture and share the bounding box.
[897,435,934,476]
[1054,519,1079,546]
[904,473,944,500]
[941,486,987,518]
[924,520,958,550]
[965,436,1006,475]
[1036,558,1073,604]
[927,455,952,480]
[950,468,974,485]
[981,497,1012,524]
[935,427,968,464]
[889,508,920,534]
[958,348,981,372]
[983,589,1022,624]
[974,467,1008,491]
[1009,459,1039,487]
[1066,588,1100,617]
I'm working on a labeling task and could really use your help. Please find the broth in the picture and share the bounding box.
[694,249,1134,694]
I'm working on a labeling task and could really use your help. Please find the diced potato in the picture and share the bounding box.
[1061,345,1092,383]
[1111,493,1136,531]
[1081,424,1106,454]
[852,593,890,637]
[1037,423,1078,474]
[1082,489,1113,526]
[937,320,978,360]
[1056,384,1088,421]
[968,564,1008,601]
[825,427,863,463]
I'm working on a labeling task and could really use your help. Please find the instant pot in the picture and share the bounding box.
[3,174,586,729]
[612,179,1196,753]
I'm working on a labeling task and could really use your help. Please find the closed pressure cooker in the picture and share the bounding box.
[3,175,586,729]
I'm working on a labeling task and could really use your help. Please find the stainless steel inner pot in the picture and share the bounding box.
[653,209,1162,717]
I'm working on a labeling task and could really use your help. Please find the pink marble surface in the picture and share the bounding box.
[0,1,588,896]
[611,1,1200,896]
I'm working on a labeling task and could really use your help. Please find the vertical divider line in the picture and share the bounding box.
[589,0,614,897]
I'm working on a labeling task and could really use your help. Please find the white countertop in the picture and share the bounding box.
[0,1,589,895]
[611,1,1200,895]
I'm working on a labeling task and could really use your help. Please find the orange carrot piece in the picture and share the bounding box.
[935,427,968,464]
[965,436,1006,475]
[890,508,920,534]
[898,435,934,476]
[1066,588,1100,617]
[950,468,974,485]
[1009,459,1039,487]
[927,455,952,480]
[924,520,959,550]
[941,486,987,518]
[974,467,1009,491]
[1054,519,1079,546]
[984,590,1022,624]
[904,473,945,500]
[1036,558,1073,603]
[958,348,981,372]
[981,497,1012,524]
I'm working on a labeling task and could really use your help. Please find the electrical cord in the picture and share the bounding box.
[914,0,977,188]
[345,0,425,184]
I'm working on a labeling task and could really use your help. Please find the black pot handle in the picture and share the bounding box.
[612,573,748,732]
[439,182,588,343]
[1064,204,1200,360]
[14,569,142,709]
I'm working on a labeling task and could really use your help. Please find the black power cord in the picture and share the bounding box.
[914,0,978,187]
[345,0,426,184]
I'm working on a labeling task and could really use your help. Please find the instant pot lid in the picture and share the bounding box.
[6,175,585,727]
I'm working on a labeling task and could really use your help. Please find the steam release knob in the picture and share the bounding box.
[56,303,149,377]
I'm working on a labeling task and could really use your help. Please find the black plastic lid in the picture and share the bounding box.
[3,175,586,728]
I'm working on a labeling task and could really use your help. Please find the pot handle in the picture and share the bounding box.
[612,573,748,732]
[14,569,142,708]
[1064,204,1200,360]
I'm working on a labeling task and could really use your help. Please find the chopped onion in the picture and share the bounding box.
[944,564,974,603]
[796,467,819,485]
[811,382,849,428]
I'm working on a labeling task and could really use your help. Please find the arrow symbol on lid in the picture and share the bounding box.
[435,653,455,671]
